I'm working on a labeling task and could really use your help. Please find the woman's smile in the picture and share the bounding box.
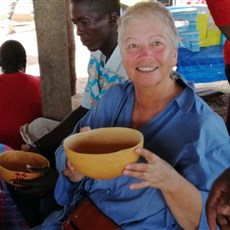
[136,66,159,72]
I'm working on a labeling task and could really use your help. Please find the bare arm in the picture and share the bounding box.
[35,106,88,150]
[218,25,230,40]
[32,106,88,167]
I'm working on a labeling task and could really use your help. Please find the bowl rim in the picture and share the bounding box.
[0,150,50,171]
[63,127,144,156]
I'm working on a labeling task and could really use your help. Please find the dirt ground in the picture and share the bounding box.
[196,81,230,122]
[203,92,229,121]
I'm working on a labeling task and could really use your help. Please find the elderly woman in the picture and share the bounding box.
[39,2,230,230]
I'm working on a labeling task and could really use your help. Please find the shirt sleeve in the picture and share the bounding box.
[179,113,230,228]
[54,173,81,206]
[55,145,67,173]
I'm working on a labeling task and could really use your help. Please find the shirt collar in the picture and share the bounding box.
[91,46,121,72]
[104,46,121,71]
[174,72,196,113]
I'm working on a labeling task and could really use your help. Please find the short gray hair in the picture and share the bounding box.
[117,2,179,53]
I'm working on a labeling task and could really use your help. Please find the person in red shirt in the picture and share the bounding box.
[205,0,230,134]
[0,40,42,150]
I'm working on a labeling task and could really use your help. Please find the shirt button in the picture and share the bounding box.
[106,189,111,195]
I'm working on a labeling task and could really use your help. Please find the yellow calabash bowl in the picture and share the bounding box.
[0,150,50,186]
[64,127,144,180]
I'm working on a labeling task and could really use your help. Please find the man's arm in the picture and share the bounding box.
[219,25,230,40]
[33,106,88,167]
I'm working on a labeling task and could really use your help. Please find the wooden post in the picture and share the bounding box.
[33,0,74,120]
[66,0,76,96]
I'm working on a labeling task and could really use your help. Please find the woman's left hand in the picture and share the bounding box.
[122,148,178,192]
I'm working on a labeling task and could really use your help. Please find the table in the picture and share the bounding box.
[177,45,225,83]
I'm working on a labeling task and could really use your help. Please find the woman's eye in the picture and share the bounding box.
[128,44,138,49]
[153,41,162,47]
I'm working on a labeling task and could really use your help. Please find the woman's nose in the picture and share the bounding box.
[139,47,154,59]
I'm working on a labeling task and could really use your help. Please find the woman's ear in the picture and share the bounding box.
[108,12,119,25]
[172,49,178,67]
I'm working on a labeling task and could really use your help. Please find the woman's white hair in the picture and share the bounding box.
[117,1,179,53]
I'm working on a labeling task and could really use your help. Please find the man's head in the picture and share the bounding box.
[70,0,120,54]
[0,40,26,74]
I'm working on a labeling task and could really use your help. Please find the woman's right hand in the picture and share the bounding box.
[62,126,91,182]
[63,160,84,182]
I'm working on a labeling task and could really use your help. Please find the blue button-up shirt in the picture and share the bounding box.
[51,76,230,229]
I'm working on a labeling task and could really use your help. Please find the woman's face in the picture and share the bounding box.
[121,15,178,87]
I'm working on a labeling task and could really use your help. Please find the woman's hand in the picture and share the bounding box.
[63,160,84,182]
[123,147,202,229]
[62,126,91,182]
[123,147,178,192]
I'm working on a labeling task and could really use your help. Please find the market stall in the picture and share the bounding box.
[170,3,225,83]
